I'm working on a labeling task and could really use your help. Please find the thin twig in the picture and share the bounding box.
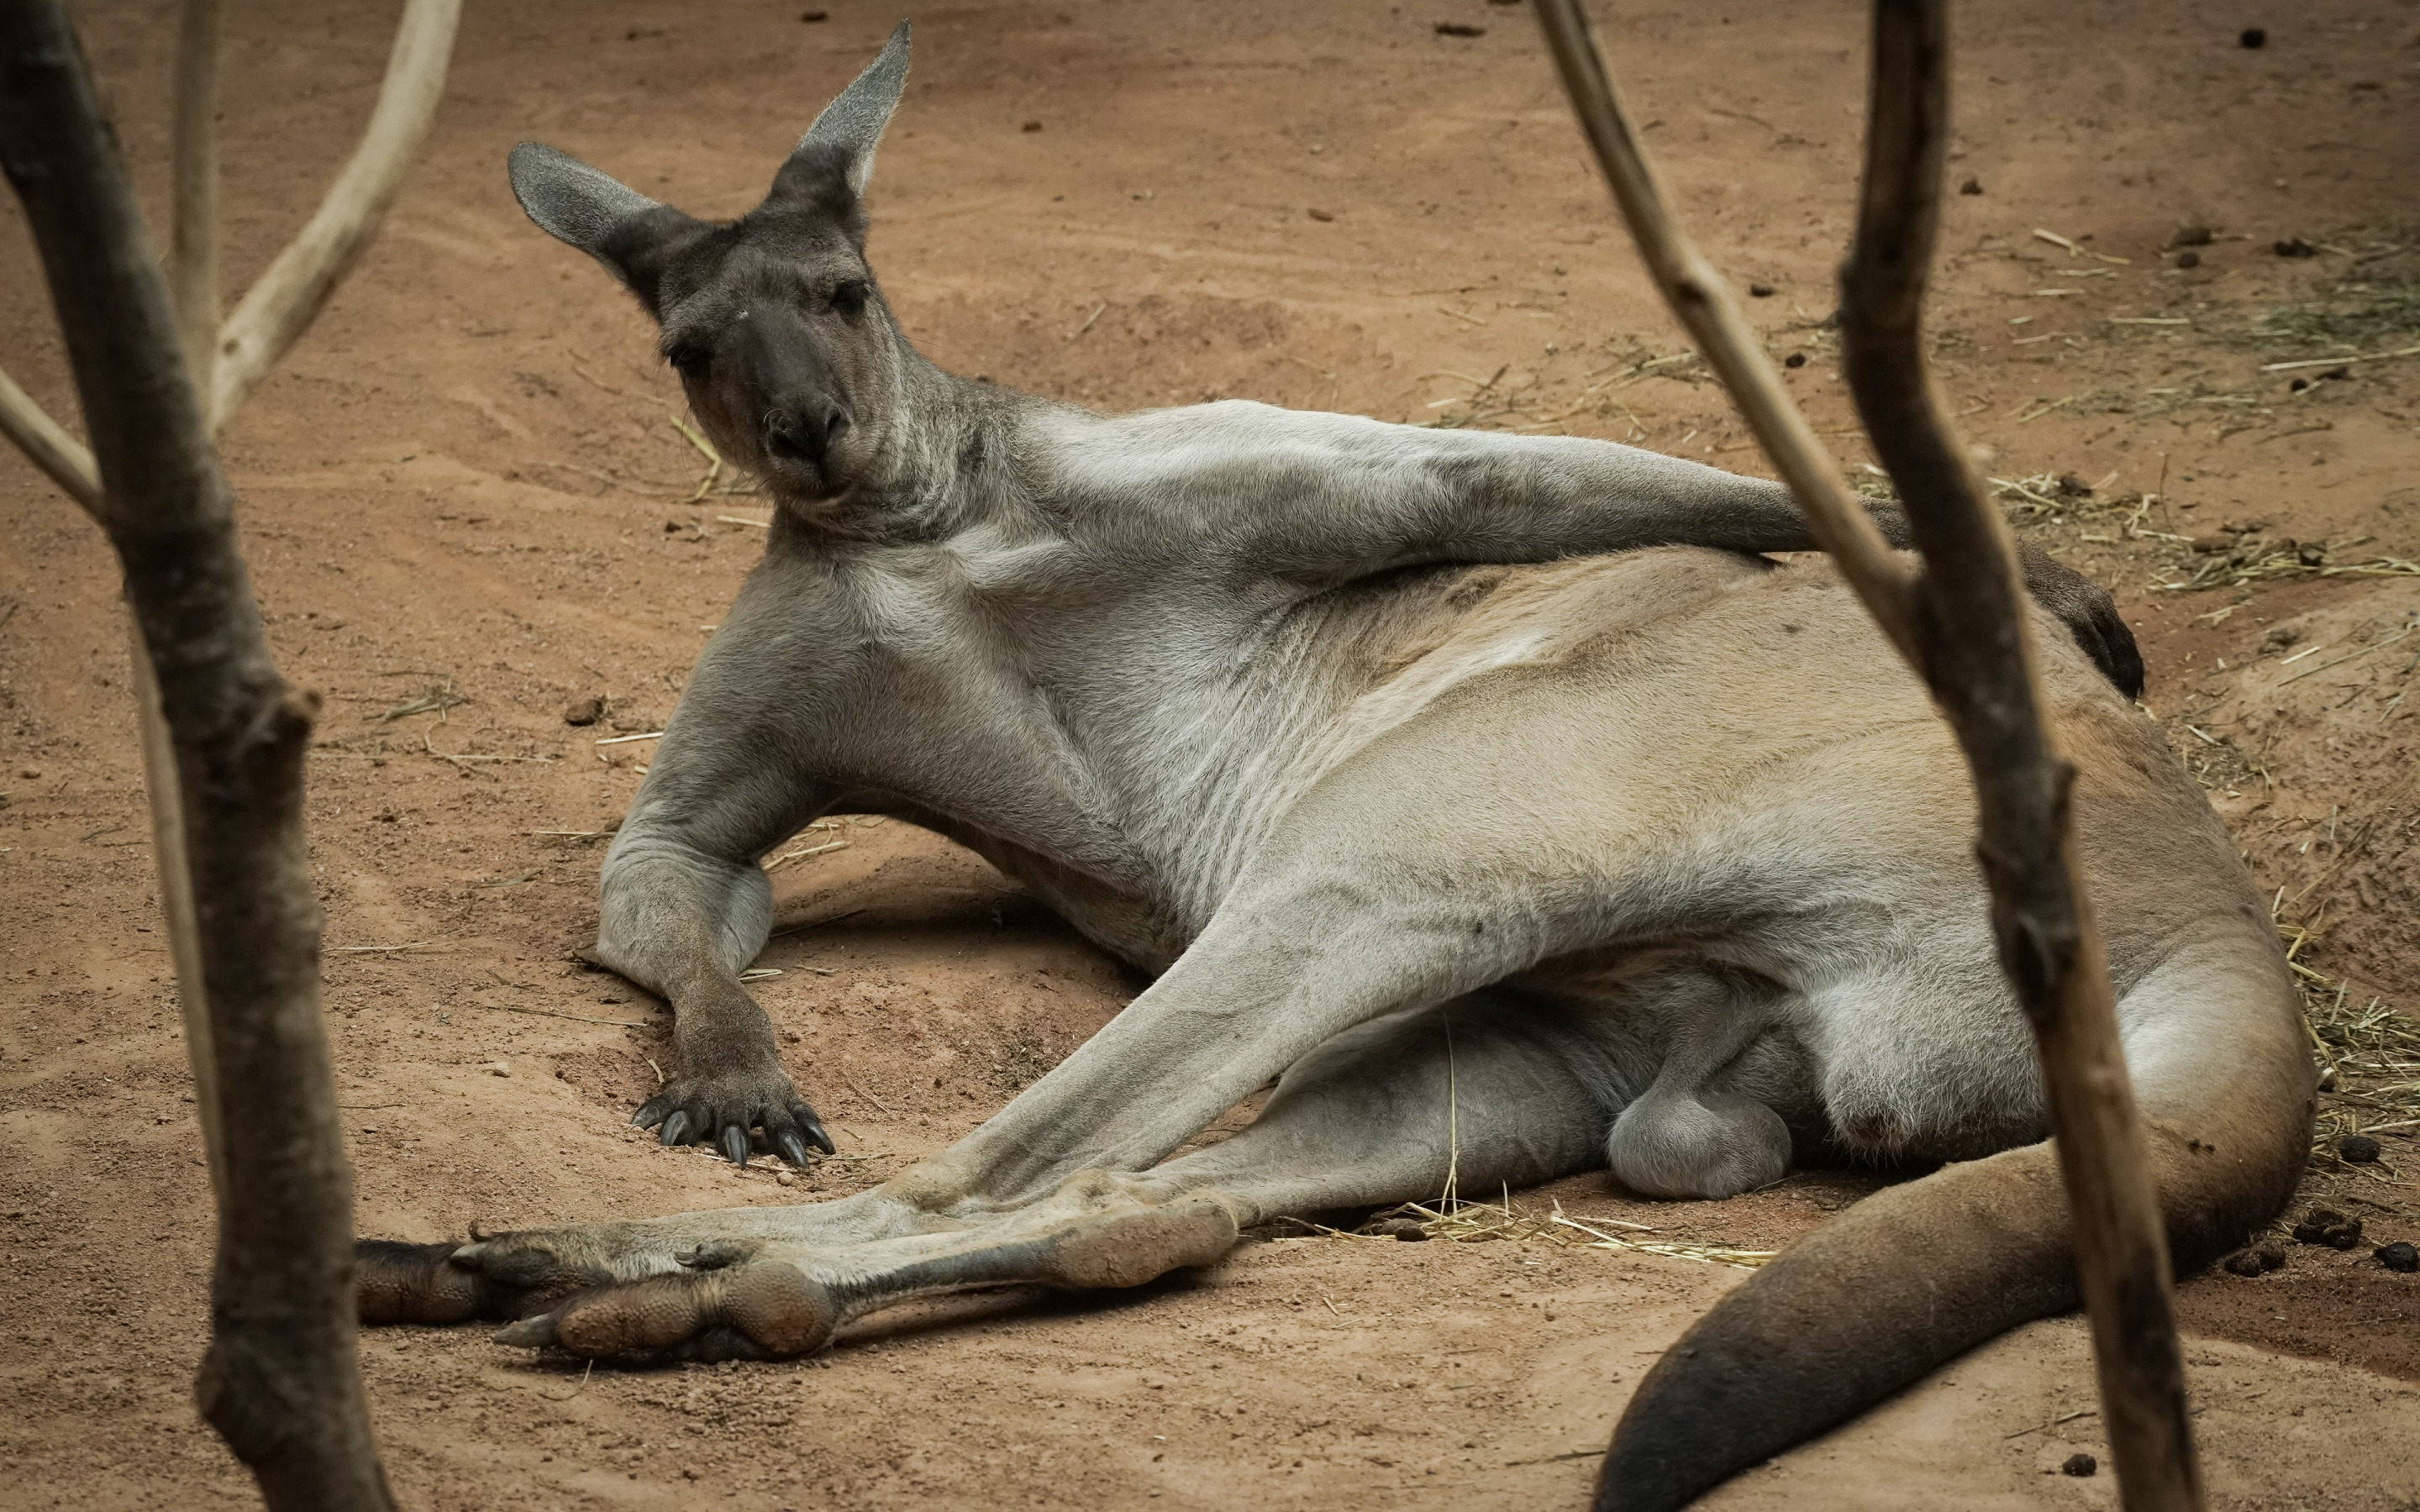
[473,1001,646,1028]
[169,0,224,392]
[840,1072,893,1113]
[2259,344,2420,374]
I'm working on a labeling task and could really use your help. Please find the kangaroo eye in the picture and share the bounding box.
[666,344,710,376]
[829,281,869,316]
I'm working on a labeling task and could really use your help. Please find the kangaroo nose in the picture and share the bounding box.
[767,405,850,465]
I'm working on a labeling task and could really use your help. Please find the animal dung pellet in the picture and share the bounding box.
[2290,1208,2363,1249]
[2337,1133,2381,1163]
[2060,1453,2097,1478]
[2375,1242,2418,1274]
[2222,1242,2288,1276]
[563,695,605,727]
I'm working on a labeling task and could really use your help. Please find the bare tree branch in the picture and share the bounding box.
[171,0,225,392]
[1531,0,1918,666]
[1839,4,2199,1505]
[1535,2,2202,1508]
[129,613,229,1203]
[0,360,99,508]
[209,0,460,428]
[0,3,394,1505]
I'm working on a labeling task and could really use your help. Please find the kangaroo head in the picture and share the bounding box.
[508,21,915,517]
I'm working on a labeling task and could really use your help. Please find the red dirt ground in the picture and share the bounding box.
[4,2,2417,1508]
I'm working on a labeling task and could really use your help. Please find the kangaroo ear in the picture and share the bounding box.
[508,141,697,307]
[790,18,911,195]
[509,142,660,255]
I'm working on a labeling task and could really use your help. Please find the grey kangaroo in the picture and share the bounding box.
[361,26,2303,1512]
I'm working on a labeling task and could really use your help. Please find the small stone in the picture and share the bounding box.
[1306,207,1335,223]
[481,1060,512,1077]
[1022,119,1042,133]
[2170,223,2214,248]
[2339,1133,2382,1163]
[2239,27,2265,48]
[2375,1242,2418,1273]
[1748,281,1776,297]
[2061,1452,2098,1478]
[799,8,828,19]
[1958,176,1983,195]
[776,1171,796,1188]
[18,767,38,780]
[2175,249,2201,269]
[564,696,606,727]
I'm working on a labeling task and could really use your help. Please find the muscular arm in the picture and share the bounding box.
[1047,402,1875,576]
[1043,402,2139,696]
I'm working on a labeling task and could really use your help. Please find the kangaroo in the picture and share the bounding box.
[360,26,2304,1512]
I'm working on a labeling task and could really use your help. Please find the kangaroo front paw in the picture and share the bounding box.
[631,1059,834,1168]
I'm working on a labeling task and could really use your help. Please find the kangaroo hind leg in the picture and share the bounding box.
[480,993,1621,1362]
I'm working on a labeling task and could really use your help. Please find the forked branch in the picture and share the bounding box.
[1,3,402,1505]
[1529,2,1918,665]
[209,0,461,427]
[1534,1,2202,1508]
[0,0,461,458]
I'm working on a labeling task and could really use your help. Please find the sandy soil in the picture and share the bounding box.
[3,1,2417,1507]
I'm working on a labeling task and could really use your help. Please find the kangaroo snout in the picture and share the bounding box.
[766,403,850,466]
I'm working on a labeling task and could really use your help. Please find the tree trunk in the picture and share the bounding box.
[0,4,394,1506]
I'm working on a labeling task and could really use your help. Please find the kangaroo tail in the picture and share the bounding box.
[1592,937,2313,1512]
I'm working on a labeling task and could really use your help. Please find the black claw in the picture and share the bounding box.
[774,1128,812,1168]
[720,1123,751,1168]
[659,1109,692,1147]
[632,1095,671,1131]
[798,1110,836,1156]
